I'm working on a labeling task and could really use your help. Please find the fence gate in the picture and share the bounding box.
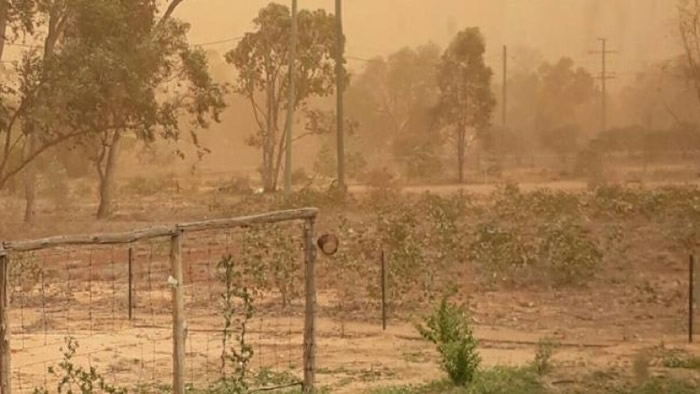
[0,208,318,394]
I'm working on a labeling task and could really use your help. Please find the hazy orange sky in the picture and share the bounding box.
[179,0,680,86]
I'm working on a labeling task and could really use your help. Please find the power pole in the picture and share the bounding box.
[283,0,298,198]
[590,38,617,132]
[335,0,346,193]
[502,45,507,127]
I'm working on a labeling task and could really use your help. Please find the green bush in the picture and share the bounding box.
[468,367,544,394]
[33,337,127,394]
[537,218,602,285]
[469,222,535,282]
[416,296,480,386]
[532,338,556,376]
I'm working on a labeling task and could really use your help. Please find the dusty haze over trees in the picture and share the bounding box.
[1,0,700,220]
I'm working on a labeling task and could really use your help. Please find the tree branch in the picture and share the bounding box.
[0,128,94,187]
[155,0,185,33]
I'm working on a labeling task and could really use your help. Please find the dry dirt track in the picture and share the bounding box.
[12,296,700,394]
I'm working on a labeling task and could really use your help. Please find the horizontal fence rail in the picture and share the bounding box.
[0,208,318,254]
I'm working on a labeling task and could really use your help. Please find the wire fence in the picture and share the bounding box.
[0,208,319,394]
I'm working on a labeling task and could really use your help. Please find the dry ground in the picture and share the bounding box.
[1,185,699,393]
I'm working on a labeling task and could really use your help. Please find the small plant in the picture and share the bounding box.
[416,295,480,386]
[217,255,255,393]
[660,351,700,370]
[33,336,127,394]
[532,338,556,376]
[217,175,253,195]
[9,252,42,301]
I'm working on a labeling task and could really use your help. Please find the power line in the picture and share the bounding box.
[192,36,243,47]
[589,38,617,133]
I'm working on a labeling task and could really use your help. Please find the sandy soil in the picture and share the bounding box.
[1,190,699,393]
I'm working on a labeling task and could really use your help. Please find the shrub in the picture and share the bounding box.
[468,367,544,394]
[217,255,255,393]
[532,338,556,376]
[469,222,535,282]
[217,176,253,195]
[537,218,602,285]
[33,337,127,394]
[123,174,177,196]
[416,296,480,386]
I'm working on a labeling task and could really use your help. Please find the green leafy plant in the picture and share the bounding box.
[532,338,557,376]
[217,255,255,393]
[469,221,535,283]
[537,218,602,285]
[33,337,127,394]
[416,295,480,386]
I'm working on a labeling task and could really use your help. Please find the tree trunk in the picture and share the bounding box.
[262,65,277,193]
[0,0,7,63]
[23,134,37,223]
[22,5,63,223]
[97,132,122,219]
[457,128,466,184]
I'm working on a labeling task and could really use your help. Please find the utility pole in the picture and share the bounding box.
[335,0,346,193]
[283,0,298,198]
[590,38,617,133]
[502,45,507,127]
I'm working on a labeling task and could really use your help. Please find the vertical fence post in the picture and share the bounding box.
[381,250,387,331]
[0,250,11,394]
[170,230,186,394]
[690,254,695,344]
[128,247,133,321]
[302,218,317,393]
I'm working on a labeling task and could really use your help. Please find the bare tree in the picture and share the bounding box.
[679,0,700,103]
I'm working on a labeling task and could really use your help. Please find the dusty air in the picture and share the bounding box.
[0,1,699,393]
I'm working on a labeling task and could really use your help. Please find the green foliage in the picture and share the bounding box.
[532,338,556,376]
[314,138,367,181]
[375,201,430,304]
[32,337,127,394]
[469,221,535,282]
[345,43,441,178]
[9,252,41,301]
[416,296,480,386]
[370,367,544,394]
[238,224,301,307]
[467,367,544,394]
[226,3,341,192]
[630,379,699,394]
[470,192,602,286]
[660,351,700,370]
[217,255,255,392]
[537,218,602,285]
[437,27,495,182]
[123,175,177,197]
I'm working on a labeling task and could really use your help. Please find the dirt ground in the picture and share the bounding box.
[1,187,700,393]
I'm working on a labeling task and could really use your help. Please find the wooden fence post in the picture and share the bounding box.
[303,218,317,393]
[690,254,695,344]
[0,251,11,394]
[381,250,387,331]
[170,231,186,394]
[128,247,133,321]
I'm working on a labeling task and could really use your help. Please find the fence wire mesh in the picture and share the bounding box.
[7,216,311,393]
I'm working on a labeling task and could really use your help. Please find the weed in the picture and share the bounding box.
[660,351,700,370]
[533,338,556,376]
[32,337,127,394]
[416,295,480,386]
[216,255,255,392]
